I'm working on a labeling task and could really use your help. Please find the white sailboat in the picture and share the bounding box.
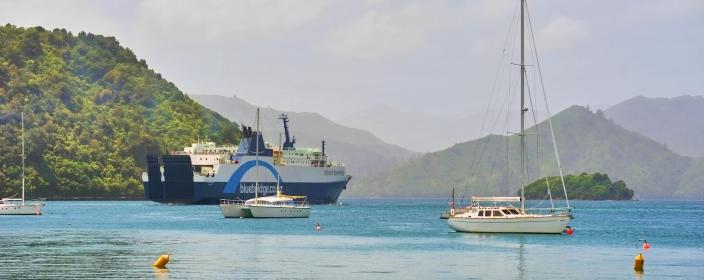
[1,112,44,215]
[219,108,310,218]
[448,0,571,234]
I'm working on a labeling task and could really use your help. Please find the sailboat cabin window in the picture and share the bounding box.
[502,209,512,215]
[493,210,503,217]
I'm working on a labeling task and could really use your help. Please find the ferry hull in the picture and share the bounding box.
[447,215,570,234]
[144,180,347,204]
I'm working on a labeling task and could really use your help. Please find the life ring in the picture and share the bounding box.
[450,208,455,216]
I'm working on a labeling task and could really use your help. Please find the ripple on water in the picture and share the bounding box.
[0,199,702,279]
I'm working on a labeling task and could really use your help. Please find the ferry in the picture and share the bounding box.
[143,114,350,204]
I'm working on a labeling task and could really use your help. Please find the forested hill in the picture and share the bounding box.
[523,173,634,200]
[349,105,702,199]
[0,25,240,198]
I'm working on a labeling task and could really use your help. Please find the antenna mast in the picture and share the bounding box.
[255,108,260,201]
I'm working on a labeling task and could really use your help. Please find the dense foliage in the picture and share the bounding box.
[522,173,634,200]
[0,25,240,198]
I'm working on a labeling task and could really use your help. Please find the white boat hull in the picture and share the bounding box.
[448,215,570,234]
[0,204,42,215]
[219,204,252,218]
[248,205,310,218]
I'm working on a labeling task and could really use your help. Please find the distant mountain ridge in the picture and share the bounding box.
[338,104,543,153]
[604,95,704,157]
[190,95,417,178]
[348,105,703,199]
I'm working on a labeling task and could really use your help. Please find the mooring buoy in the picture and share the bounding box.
[634,253,644,271]
[153,254,170,268]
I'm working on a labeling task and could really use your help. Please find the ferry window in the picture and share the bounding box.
[502,209,511,215]
[510,209,520,214]
[478,211,484,217]
[493,211,503,217]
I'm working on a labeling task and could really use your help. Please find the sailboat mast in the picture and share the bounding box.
[255,107,260,201]
[520,0,526,213]
[21,111,25,204]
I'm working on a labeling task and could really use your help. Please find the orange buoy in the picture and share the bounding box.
[565,228,574,235]
[152,254,170,268]
[642,241,650,250]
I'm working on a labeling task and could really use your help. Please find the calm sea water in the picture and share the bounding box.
[0,199,702,279]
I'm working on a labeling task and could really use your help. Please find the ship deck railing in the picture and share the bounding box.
[525,207,572,216]
[219,199,246,205]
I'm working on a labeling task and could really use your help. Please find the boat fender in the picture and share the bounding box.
[450,209,455,216]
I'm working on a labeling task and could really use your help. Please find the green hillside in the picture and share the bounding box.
[0,25,240,198]
[350,105,699,199]
[523,173,634,200]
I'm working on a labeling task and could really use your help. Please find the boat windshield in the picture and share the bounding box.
[1,199,22,206]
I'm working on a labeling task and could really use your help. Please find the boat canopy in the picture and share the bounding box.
[471,196,521,202]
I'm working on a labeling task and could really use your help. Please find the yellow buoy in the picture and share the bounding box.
[634,253,644,271]
[152,254,170,268]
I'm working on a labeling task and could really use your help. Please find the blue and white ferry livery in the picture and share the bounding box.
[143,114,350,204]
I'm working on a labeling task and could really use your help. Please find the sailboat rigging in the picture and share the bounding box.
[447,0,572,234]
[1,111,44,215]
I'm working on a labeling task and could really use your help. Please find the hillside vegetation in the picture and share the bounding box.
[0,25,240,198]
[523,173,634,200]
[350,106,700,199]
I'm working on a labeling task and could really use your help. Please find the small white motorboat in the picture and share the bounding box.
[246,195,310,218]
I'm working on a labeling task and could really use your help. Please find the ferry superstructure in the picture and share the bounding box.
[143,114,350,204]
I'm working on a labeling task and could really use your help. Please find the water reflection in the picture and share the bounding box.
[152,267,169,279]
[516,236,526,280]
[633,269,644,280]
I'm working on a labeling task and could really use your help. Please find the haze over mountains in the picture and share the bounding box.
[348,105,703,199]
[604,95,704,158]
[338,104,544,152]
[190,95,417,177]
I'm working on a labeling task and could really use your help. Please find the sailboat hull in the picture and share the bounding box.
[0,204,42,215]
[219,204,252,218]
[448,215,570,234]
[247,205,310,218]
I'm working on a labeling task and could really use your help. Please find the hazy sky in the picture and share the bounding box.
[1,0,703,122]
